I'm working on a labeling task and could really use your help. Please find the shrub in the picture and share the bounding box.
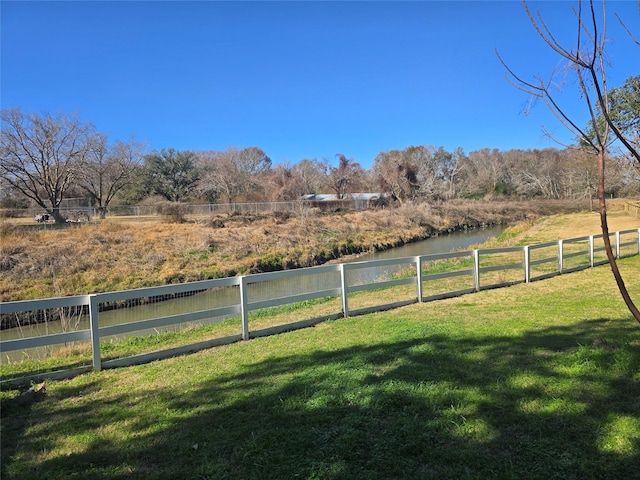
[252,253,284,273]
[157,202,187,223]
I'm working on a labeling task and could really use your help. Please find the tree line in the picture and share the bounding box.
[1,75,638,222]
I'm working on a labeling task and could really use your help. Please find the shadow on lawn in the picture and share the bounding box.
[3,317,640,480]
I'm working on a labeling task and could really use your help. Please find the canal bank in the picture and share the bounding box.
[0,199,588,303]
[0,225,508,363]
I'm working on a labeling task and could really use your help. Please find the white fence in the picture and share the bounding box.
[1,228,639,385]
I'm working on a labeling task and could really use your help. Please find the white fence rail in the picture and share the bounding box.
[1,228,639,384]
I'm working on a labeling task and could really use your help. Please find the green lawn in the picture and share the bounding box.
[2,255,639,479]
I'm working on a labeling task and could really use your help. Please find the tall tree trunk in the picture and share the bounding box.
[597,147,640,324]
[50,208,67,224]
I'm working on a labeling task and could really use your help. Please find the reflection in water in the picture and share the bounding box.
[352,225,504,261]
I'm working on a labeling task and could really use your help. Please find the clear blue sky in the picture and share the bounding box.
[2,1,638,168]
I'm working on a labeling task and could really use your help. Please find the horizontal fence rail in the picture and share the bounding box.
[1,228,639,384]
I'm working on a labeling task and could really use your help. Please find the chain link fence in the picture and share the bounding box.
[0,199,379,224]
[625,201,640,219]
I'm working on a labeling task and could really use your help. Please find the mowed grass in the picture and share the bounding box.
[2,252,640,479]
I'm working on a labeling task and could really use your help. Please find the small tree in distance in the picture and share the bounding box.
[143,148,201,202]
[328,154,364,199]
[497,0,640,323]
[81,134,145,219]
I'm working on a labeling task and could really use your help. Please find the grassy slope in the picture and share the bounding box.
[1,210,639,479]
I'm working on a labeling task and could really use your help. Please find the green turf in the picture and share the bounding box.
[1,256,639,479]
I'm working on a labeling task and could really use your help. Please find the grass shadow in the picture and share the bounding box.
[3,316,639,479]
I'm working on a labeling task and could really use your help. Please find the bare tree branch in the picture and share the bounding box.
[499,0,640,323]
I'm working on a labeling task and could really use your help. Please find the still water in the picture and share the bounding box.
[345,225,503,262]
[1,226,503,361]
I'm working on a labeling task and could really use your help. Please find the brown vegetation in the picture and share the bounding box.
[0,199,596,302]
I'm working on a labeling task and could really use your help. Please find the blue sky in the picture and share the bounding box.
[2,1,638,168]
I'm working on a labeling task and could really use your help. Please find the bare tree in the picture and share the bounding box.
[197,149,236,203]
[81,134,145,218]
[405,145,441,200]
[295,158,330,194]
[0,108,94,223]
[505,149,564,199]
[235,147,272,201]
[267,162,307,201]
[327,154,364,199]
[442,147,466,199]
[498,0,640,323]
[372,149,419,204]
[459,148,509,198]
[197,147,271,203]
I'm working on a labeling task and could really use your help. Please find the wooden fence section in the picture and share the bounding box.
[1,228,639,385]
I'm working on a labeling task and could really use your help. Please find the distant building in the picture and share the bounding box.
[301,193,387,210]
[301,193,385,202]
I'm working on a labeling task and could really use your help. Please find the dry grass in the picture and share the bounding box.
[517,210,640,245]
[1,199,634,302]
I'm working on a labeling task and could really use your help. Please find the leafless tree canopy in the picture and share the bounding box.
[0,108,94,223]
[80,134,145,218]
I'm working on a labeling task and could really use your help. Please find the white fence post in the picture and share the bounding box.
[558,239,564,274]
[89,294,101,372]
[7,228,640,380]
[340,264,349,317]
[473,250,480,291]
[240,276,250,340]
[416,256,423,302]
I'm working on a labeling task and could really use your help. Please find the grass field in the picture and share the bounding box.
[1,210,639,479]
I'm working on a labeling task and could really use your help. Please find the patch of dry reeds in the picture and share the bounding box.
[0,199,617,301]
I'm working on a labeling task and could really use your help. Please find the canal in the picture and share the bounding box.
[1,225,503,362]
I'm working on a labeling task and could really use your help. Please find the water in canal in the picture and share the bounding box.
[1,225,503,362]
[345,225,503,262]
